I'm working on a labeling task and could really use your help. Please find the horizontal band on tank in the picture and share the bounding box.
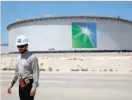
[7,15,132,30]
[8,50,132,54]
[0,44,9,46]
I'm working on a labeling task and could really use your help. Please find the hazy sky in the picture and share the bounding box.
[1,1,132,44]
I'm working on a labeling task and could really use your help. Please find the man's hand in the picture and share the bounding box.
[7,88,12,94]
[30,91,35,97]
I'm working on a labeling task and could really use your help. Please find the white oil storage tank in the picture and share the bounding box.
[7,16,132,53]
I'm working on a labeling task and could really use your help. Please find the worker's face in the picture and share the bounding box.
[17,44,28,53]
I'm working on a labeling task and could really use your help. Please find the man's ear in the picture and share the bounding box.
[26,44,28,48]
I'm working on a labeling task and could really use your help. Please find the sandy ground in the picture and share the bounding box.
[1,72,132,100]
[1,53,132,100]
[0,52,132,73]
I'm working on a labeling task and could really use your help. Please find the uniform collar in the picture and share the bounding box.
[21,51,29,57]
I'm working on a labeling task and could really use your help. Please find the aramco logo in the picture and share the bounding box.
[72,22,97,48]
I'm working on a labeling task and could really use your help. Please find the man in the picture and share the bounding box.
[7,35,39,100]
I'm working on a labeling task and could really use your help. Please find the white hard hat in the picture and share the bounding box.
[16,35,30,46]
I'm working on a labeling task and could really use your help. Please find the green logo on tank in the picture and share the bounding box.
[72,23,97,48]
